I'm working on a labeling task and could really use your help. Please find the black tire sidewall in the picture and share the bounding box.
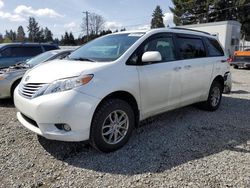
[90,99,135,152]
[207,81,223,111]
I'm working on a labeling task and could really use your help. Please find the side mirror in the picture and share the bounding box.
[142,51,162,63]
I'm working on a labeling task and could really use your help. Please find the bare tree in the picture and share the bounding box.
[82,13,105,36]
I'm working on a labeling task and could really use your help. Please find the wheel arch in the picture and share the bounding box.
[93,90,140,127]
[212,75,224,90]
[10,78,22,97]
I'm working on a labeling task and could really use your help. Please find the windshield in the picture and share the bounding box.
[68,33,144,62]
[26,51,58,66]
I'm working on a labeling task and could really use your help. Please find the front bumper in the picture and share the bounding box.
[0,79,12,99]
[14,87,101,142]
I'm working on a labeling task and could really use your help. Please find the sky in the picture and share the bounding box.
[0,0,174,38]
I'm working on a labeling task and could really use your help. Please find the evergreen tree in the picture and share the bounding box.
[151,5,165,28]
[27,17,41,42]
[0,33,3,43]
[44,27,53,42]
[17,26,25,42]
[170,0,250,38]
[5,30,16,42]
[69,32,76,45]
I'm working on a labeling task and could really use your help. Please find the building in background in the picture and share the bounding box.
[180,21,241,57]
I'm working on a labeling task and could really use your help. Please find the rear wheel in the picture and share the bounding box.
[90,99,135,153]
[199,81,223,111]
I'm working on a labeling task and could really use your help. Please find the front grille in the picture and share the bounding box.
[19,83,47,99]
[21,113,38,128]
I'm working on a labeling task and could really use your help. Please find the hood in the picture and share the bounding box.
[22,59,110,84]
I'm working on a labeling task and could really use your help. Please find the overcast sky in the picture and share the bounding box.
[0,0,174,38]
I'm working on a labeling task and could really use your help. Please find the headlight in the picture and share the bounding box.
[0,74,9,81]
[44,74,94,95]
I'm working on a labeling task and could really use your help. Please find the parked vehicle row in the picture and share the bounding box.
[0,50,72,99]
[0,43,59,68]
[13,28,232,152]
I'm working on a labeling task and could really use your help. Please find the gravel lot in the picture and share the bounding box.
[0,68,250,188]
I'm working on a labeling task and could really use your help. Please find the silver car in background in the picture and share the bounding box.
[0,49,72,99]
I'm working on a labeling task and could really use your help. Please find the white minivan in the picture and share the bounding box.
[14,28,232,152]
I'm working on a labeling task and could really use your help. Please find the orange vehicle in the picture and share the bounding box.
[231,50,250,69]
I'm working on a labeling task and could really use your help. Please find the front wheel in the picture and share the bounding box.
[90,99,135,153]
[199,81,223,111]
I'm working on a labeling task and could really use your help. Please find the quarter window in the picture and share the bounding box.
[206,38,224,56]
[178,37,206,59]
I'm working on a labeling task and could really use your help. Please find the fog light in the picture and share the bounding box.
[63,124,71,131]
[55,124,71,131]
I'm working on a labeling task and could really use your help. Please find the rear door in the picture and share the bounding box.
[176,34,213,106]
[128,33,182,118]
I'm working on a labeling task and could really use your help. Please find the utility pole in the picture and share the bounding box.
[83,11,90,42]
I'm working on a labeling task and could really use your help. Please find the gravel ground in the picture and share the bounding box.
[0,68,250,188]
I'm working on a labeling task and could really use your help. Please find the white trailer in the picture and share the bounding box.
[179,21,241,57]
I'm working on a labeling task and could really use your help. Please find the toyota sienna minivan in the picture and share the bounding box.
[14,28,232,152]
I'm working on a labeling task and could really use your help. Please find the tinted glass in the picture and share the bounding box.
[68,33,144,62]
[1,46,42,57]
[178,37,206,59]
[43,45,58,51]
[1,47,12,57]
[127,36,176,65]
[145,37,176,62]
[206,38,224,56]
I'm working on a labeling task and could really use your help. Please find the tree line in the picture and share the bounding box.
[1,1,249,45]
[0,15,125,46]
[151,1,250,40]
[0,17,54,44]
[169,0,250,40]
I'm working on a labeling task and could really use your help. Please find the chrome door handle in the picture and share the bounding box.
[174,67,182,71]
[184,65,192,69]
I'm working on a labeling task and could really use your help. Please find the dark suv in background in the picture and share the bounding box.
[0,43,59,68]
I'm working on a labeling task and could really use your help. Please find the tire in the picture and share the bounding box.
[199,81,223,111]
[90,99,135,153]
[11,80,21,98]
[234,65,239,69]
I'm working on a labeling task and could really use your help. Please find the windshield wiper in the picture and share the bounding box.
[70,57,95,62]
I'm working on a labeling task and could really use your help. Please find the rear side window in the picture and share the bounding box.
[0,46,42,57]
[13,46,43,57]
[43,45,58,51]
[178,37,206,59]
[206,38,224,56]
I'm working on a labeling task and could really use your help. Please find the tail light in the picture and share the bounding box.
[227,57,233,64]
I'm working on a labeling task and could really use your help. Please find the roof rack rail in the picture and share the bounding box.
[170,27,211,36]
